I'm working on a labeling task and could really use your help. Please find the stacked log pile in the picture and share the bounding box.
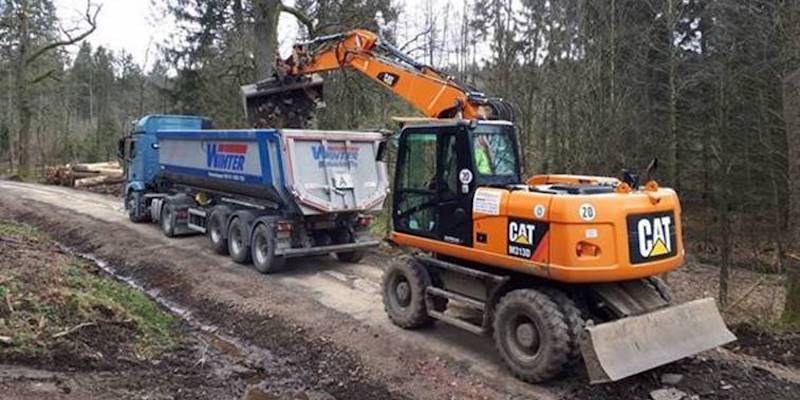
[45,162,124,188]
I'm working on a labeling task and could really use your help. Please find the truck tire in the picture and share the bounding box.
[227,217,251,264]
[126,191,149,223]
[382,256,433,328]
[207,210,229,255]
[331,228,364,263]
[493,288,571,383]
[251,223,285,273]
[160,203,177,237]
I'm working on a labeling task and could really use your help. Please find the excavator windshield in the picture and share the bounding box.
[471,123,520,181]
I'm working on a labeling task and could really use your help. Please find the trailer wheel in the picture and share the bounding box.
[126,191,148,223]
[331,229,364,263]
[207,210,229,255]
[251,223,285,273]
[382,257,433,328]
[227,217,251,264]
[160,203,177,237]
[493,288,571,383]
[334,251,364,263]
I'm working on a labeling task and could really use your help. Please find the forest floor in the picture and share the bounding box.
[0,180,798,400]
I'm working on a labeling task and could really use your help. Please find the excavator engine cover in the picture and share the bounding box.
[241,75,325,128]
[580,296,736,383]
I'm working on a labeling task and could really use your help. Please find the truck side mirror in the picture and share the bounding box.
[117,138,126,161]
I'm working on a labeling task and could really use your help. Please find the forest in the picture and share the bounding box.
[1,0,800,315]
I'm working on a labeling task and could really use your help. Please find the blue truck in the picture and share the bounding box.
[118,114,388,272]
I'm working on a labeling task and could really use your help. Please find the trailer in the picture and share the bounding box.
[119,115,389,272]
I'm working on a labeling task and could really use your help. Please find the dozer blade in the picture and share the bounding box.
[580,297,736,383]
[241,74,325,129]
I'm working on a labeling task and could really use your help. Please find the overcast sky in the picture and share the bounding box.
[53,0,433,69]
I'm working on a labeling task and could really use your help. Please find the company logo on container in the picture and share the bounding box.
[312,145,359,167]
[207,143,247,171]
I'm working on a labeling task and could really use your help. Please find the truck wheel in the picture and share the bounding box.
[160,203,177,237]
[493,288,571,383]
[382,257,433,328]
[207,210,229,255]
[126,191,148,223]
[251,223,285,273]
[227,217,251,264]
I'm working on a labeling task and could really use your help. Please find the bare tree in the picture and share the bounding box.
[12,0,99,175]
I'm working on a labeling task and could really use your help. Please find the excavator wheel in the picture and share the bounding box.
[493,288,571,383]
[538,287,585,368]
[382,256,434,328]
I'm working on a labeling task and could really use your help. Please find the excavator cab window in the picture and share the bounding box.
[470,123,521,185]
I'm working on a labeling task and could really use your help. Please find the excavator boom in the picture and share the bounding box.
[241,29,513,127]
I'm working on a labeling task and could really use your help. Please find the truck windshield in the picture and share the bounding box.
[473,125,517,176]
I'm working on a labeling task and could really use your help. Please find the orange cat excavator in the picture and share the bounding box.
[241,29,735,384]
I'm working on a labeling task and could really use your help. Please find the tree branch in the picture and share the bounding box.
[28,69,58,85]
[26,2,101,65]
[280,3,315,37]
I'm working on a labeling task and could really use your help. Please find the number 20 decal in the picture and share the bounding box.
[579,204,596,221]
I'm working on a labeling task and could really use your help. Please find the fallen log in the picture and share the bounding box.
[74,175,125,188]
[71,161,120,172]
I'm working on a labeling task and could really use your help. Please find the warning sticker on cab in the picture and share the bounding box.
[473,189,503,215]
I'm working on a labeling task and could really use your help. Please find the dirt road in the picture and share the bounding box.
[1,180,798,400]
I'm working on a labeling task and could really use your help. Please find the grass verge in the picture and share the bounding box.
[0,219,178,362]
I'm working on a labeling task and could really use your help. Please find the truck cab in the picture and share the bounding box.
[119,115,213,221]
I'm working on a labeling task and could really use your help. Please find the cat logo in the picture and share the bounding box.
[510,221,535,245]
[628,212,676,264]
[377,72,399,87]
[507,219,549,260]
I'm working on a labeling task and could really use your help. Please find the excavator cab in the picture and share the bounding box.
[393,120,520,246]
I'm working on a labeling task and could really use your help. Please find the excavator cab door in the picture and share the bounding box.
[393,124,474,246]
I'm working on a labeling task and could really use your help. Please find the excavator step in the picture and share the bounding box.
[426,286,485,311]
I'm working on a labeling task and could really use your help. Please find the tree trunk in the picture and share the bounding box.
[253,0,282,79]
[782,69,800,326]
[15,0,32,176]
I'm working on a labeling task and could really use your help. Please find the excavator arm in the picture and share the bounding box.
[241,29,514,127]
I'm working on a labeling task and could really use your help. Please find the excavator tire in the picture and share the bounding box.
[539,287,585,368]
[493,288,571,383]
[382,256,434,328]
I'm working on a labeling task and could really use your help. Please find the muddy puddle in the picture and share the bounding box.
[65,246,338,400]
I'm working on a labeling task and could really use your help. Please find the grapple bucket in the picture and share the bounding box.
[241,75,325,128]
[580,297,736,383]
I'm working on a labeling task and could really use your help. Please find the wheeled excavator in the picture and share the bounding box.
[241,29,735,384]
